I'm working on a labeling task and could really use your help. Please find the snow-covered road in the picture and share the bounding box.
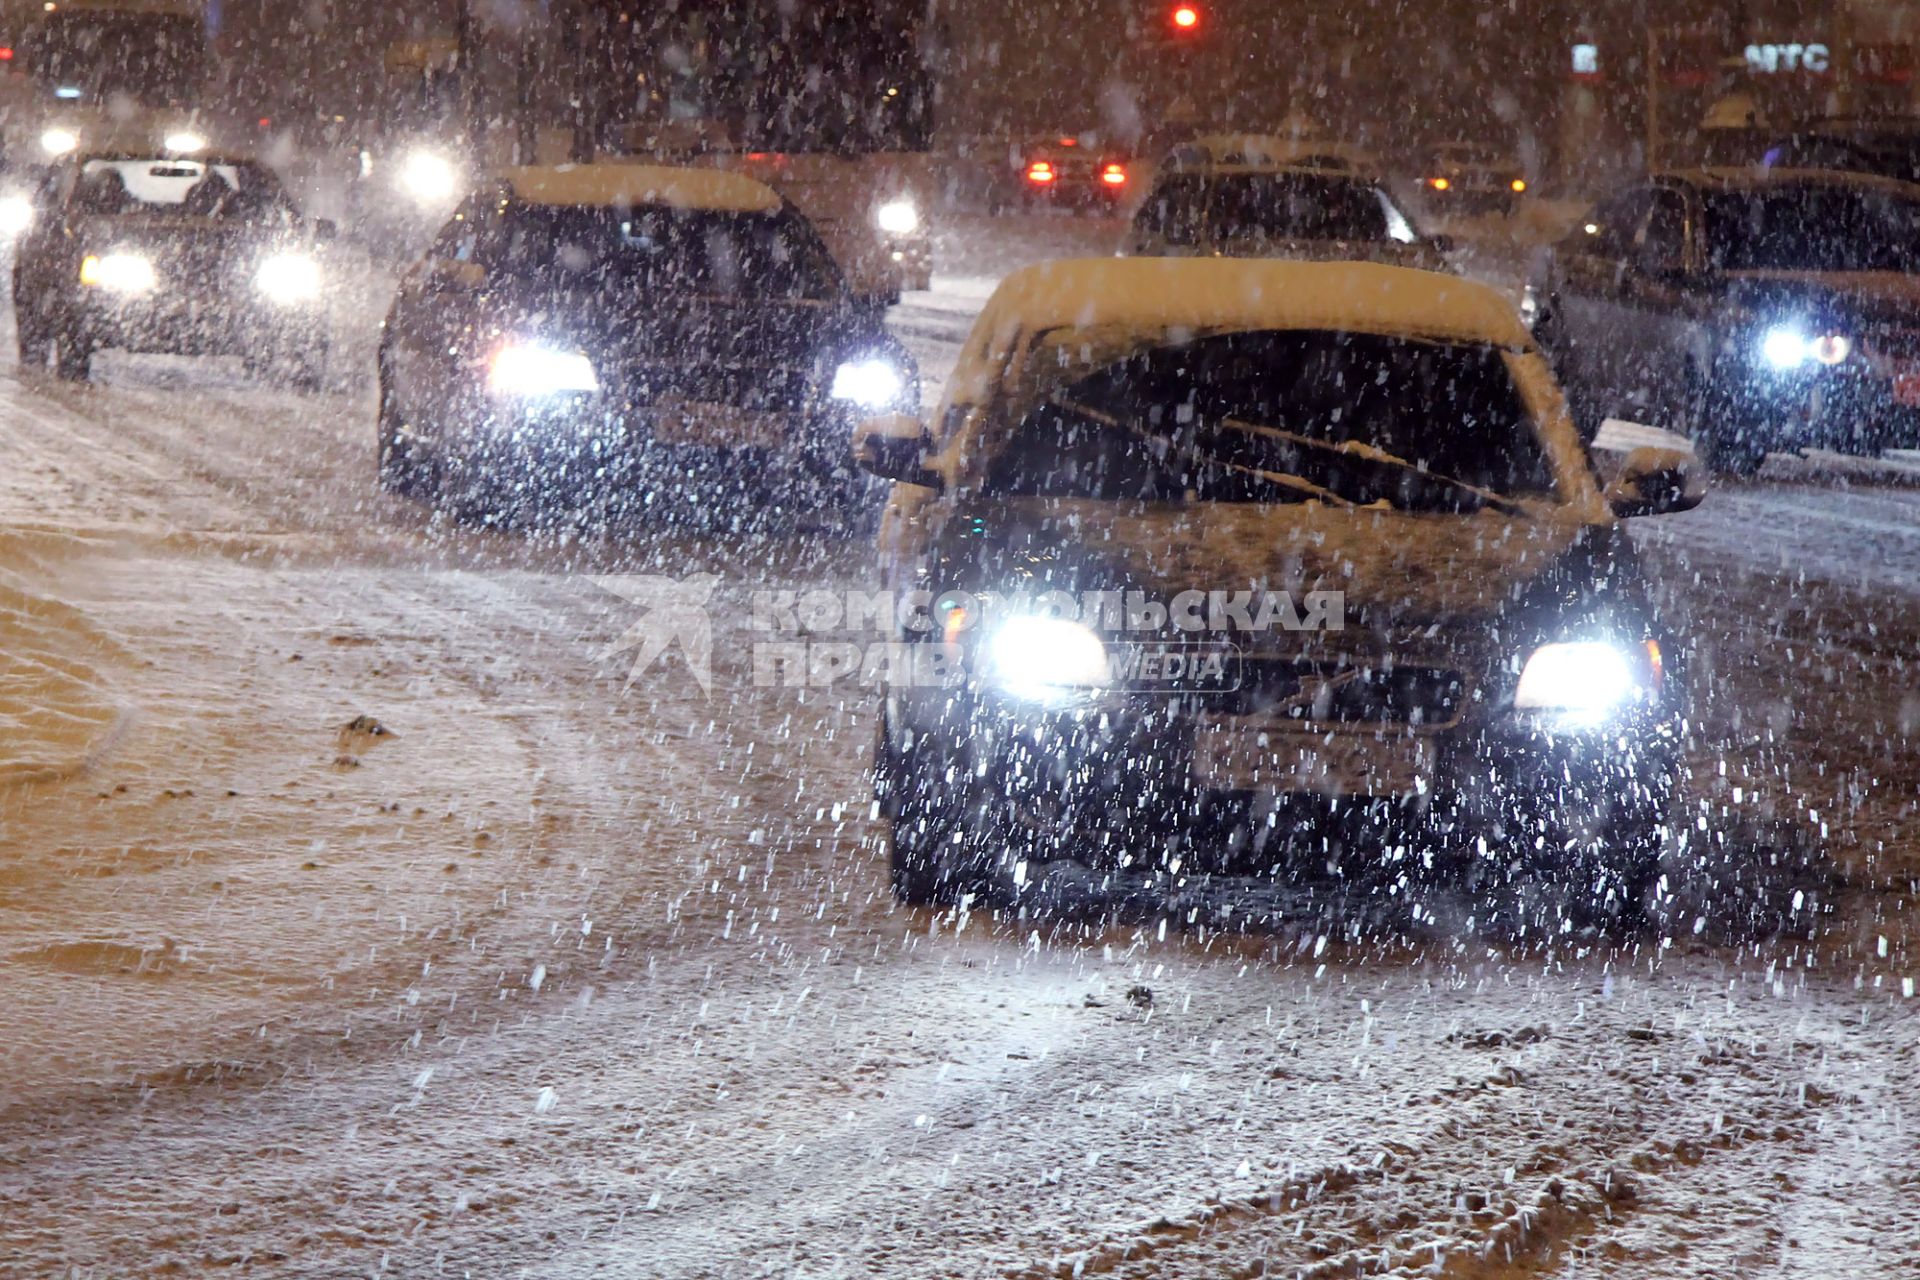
[2,222,1919,1277]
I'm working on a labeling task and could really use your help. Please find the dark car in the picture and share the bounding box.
[12,151,333,386]
[1418,142,1529,216]
[1003,134,1133,211]
[1532,168,1920,473]
[1123,165,1446,268]
[859,259,1702,927]
[376,164,919,519]
[1753,120,1920,185]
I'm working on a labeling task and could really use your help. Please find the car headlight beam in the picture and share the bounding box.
[79,251,157,294]
[1761,325,1852,370]
[984,616,1110,703]
[255,252,322,304]
[0,194,34,236]
[874,198,919,235]
[400,150,459,204]
[40,127,78,156]
[486,342,600,398]
[1514,640,1659,721]
[831,357,907,410]
[164,131,206,154]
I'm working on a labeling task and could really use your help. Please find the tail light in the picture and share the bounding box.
[1026,161,1055,184]
[1510,178,1528,193]
[1101,163,1127,186]
[1427,177,1451,191]
[0,47,14,62]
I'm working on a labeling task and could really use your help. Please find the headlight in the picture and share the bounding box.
[1761,326,1852,370]
[254,253,322,304]
[831,357,907,409]
[79,252,157,294]
[40,128,78,157]
[1513,640,1660,720]
[400,150,458,204]
[983,616,1109,703]
[874,198,919,235]
[0,194,34,237]
[486,342,599,398]
[164,131,206,154]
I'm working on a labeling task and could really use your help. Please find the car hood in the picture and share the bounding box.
[1722,270,1920,328]
[932,497,1640,663]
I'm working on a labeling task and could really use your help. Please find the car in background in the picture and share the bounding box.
[857,258,1700,925]
[1160,132,1380,176]
[1418,142,1529,216]
[1123,163,1448,267]
[1002,133,1134,211]
[1531,168,1920,473]
[377,164,918,522]
[1752,119,1920,184]
[12,150,334,386]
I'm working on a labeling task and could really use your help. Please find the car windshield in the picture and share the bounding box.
[1704,184,1920,273]
[1205,173,1399,242]
[71,159,299,225]
[476,205,843,301]
[24,12,208,106]
[980,329,1556,511]
[1137,173,1410,247]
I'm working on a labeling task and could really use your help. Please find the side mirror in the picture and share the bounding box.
[1606,445,1704,517]
[312,218,338,242]
[852,413,941,489]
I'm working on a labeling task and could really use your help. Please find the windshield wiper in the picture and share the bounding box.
[1050,396,1356,506]
[1219,416,1530,516]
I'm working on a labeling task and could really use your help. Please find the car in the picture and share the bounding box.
[11,150,334,386]
[1531,168,1920,473]
[1123,162,1448,268]
[1418,142,1529,216]
[376,163,919,520]
[1003,133,1134,211]
[856,258,1701,926]
[1160,132,1379,176]
[1749,118,1920,184]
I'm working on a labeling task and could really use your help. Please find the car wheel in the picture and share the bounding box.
[54,333,92,383]
[874,718,985,908]
[1687,370,1765,477]
[376,369,437,499]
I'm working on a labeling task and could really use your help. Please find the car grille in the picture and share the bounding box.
[611,364,817,414]
[1214,657,1466,730]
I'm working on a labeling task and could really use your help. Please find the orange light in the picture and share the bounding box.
[1101,163,1127,185]
[1026,161,1055,184]
[1058,136,1078,147]
[1510,178,1528,193]
[1171,4,1200,30]
[1428,177,1451,191]
[1645,639,1664,691]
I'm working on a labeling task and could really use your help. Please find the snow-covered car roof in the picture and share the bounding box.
[496,164,784,214]
[1166,135,1377,174]
[971,259,1530,350]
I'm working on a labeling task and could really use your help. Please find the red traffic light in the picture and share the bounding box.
[1170,4,1201,31]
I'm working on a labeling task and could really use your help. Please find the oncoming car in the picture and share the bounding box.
[1534,168,1920,472]
[12,151,334,385]
[377,164,918,520]
[857,259,1703,925]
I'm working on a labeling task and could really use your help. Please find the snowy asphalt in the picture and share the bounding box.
[1,218,1919,1277]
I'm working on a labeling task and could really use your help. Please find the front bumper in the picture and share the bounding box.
[70,292,323,357]
[421,395,878,500]
[1724,360,1920,454]
[883,681,1679,880]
